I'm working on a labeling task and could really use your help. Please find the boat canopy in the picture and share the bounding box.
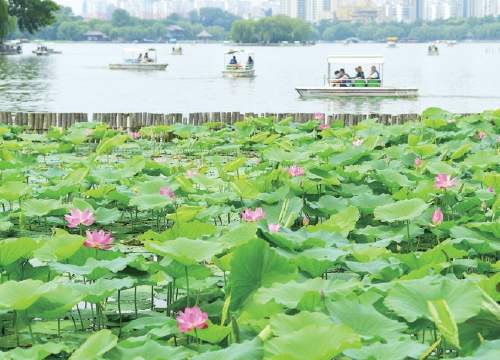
[225,49,254,55]
[327,55,384,65]
[123,48,157,55]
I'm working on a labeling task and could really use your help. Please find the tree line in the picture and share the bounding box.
[2,2,500,44]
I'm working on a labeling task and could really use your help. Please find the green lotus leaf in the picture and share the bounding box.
[72,278,135,303]
[0,342,69,360]
[344,340,427,360]
[69,329,118,360]
[145,238,222,266]
[22,199,64,217]
[0,237,40,267]
[34,229,85,262]
[374,199,428,222]
[0,279,48,311]
[192,339,263,360]
[94,207,121,224]
[0,181,30,201]
[270,311,333,336]
[384,277,483,323]
[106,339,193,360]
[428,299,460,349]
[307,206,360,236]
[264,323,360,360]
[229,239,297,310]
[130,194,171,211]
[327,299,407,341]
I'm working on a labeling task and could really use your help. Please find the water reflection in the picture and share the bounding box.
[0,55,52,111]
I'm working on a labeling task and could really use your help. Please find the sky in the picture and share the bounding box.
[56,0,82,14]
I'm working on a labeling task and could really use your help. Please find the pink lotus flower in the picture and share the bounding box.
[176,306,208,333]
[129,131,140,139]
[319,124,329,130]
[435,174,457,189]
[487,186,495,194]
[268,223,280,233]
[241,208,265,222]
[84,230,113,250]
[186,169,196,178]
[288,166,305,177]
[65,208,95,228]
[432,208,443,226]
[314,113,325,121]
[415,157,423,168]
[352,139,364,147]
[160,187,176,200]
[478,131,486,140]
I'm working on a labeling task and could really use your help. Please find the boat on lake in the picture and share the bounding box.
[0,41,22,55]
[428,43,439,56]
[222,49,255,78]
[295,55,418,98]
[109,48,168,70]
[387,37,398,48]
[33,45,62,56]
[171,46,183,55]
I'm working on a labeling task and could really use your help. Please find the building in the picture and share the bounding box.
[83,31,109,41]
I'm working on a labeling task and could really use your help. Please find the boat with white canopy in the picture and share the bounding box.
[296,55,418,98]
[222,49,255,78]
[109,48,168,70]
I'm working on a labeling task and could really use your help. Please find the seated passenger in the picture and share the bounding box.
[330,70,341,87]
[367,66,380,79]
[339,69,350,87]
[354,66,365,79]
[229,56,237,65]
[247,56,254,67]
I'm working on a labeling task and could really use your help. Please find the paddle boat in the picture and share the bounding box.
[387,37,398,48]
[33,45,51,56]
[0,41,22,55]
[295,55,418,98]
[171,46,183,55]
[109,48,168,71]
[222,49,255,78]
[428,43,439,56]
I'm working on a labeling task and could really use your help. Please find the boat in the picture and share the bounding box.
[109,48,168,70]
[428,43,439,56]
[0,42,22,55]
[387,37,398,48]
[447,40,457,47]
[171,46,183,55]
[295,55,418,98]
[32,44,61,56]
[222,49,255,78]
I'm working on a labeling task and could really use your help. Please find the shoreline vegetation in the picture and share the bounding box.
[3,6,500,45]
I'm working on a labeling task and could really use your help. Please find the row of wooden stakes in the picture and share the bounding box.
[0,111,422,131]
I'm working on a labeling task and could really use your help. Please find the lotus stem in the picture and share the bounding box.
[185,266,190,307]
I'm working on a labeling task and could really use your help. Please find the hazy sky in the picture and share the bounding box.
[56,0,82,14]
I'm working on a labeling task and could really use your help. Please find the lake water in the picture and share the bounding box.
[1,42,500,115]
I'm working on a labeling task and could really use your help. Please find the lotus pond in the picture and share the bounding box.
[0,108,499,360]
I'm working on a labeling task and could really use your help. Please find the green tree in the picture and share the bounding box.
[111,8,133,27]
[231,19,257,43]
[7,0,59,33]
[0,0,10,41]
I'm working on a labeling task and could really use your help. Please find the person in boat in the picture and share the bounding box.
[137,53,143,63]
[354,66,365,79]
[330,70,342,87]
[247,56,254,67]
[367,66,380,80]
[339,68,351,87]
[229,56,238,65]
